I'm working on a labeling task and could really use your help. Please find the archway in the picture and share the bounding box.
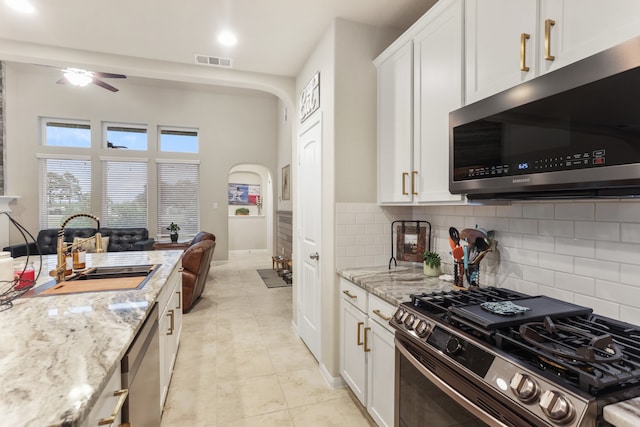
[227,164,274,255]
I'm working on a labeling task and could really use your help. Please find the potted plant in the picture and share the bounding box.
[423,251,441,277]
[235,207,250,216]
[166,222,180,242]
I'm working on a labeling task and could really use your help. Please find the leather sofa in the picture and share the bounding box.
[3,227,155,257]
[181,232,216,312]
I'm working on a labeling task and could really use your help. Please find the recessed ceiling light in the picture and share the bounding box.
[217,30,238,47]
[6,0,35,14]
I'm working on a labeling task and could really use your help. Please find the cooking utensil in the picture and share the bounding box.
[460,228,487,243]
[449,227,460,247]
[452,246,465,286]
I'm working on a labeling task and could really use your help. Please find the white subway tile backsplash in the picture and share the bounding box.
[538,220,574,237]
[621,223,640,243]
[555,271,595,296]
[555,237,595,258]
[574,257,620,282]
[509,218,538,234]
[596,241,640,265]
[621,263,640,286]
[555,202,595,220]
[336,200,640,321]
[596,202,640,222]
[522,265,555,285]
[575,221,619,242]
[573,294,619,319]
[620,305,640,325]
[538,252,574,273]
[523,203,555,219]
[496,204,523,218]
[523,235,555,253]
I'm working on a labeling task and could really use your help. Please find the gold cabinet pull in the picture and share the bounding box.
[411,171,418,195]
[520,33,530,71]
[544,19,556,61]
[342,290,357,299]
[357,321,364,346]
[176,291,182,309]
[373,309,391,321]
[167,309,175,336]
[97,388,128,426]
[401,172,409,195]
[364,327,371,353]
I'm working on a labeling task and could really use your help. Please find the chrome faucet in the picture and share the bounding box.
[51,213,104,282]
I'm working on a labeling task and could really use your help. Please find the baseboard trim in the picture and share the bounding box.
[320,363,347,389]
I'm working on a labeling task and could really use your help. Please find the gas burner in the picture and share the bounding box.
[519,316,623,364]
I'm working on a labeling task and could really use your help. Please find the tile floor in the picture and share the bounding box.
[161,252,375,427]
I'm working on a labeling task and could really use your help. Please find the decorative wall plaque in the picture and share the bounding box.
[300,72,320,123]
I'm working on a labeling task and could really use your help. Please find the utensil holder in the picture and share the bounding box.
[453,261,480,288]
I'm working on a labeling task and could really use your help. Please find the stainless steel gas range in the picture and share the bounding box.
[391,287,640,427]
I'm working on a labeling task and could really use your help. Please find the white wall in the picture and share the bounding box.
[4,62,279,260]
[336,201,640,324]
[294,18,401,380]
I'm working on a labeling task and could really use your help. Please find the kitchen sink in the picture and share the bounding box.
[68,264,157,281]
[31,264,160,296]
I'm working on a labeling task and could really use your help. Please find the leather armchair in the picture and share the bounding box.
[189,231,215,246]
[181,239,216,312]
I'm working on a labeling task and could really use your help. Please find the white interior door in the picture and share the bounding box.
[297,116,322,361]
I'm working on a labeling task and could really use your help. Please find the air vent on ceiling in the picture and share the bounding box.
[194,54,233,68]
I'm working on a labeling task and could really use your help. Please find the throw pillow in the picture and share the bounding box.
[73,236,110,253]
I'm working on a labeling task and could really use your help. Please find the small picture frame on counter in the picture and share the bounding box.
[396,225,427,263]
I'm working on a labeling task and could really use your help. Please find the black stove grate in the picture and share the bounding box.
[495,315,640,394]
[409,287,640,395]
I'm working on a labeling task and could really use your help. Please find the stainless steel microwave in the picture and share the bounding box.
[449,35,640,200]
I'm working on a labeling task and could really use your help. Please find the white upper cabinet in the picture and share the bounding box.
[466,0,640,104]
[377,41,414,204]
[413,0,464,203]
[375,0,464,205]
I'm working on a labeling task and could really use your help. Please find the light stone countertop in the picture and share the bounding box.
[336,263,454,307]
[604,398,640,427]
[0,250,183,427]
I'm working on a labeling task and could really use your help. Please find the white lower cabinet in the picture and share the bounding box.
[79,365,123,427]
[339,278,395,427]
[159,263,183,410]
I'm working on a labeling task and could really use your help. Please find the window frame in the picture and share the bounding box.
[40,117,92,148]
[158,126,199,153]
[103,122,149,151]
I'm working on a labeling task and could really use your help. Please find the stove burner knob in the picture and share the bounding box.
[539,390,575,424]
[509,373,540,403]
[414,320,429,338]
[393,308,406,323]
[404,313,416,329]
[446,338,462,355]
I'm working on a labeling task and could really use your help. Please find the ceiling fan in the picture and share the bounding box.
[57,68,126,92]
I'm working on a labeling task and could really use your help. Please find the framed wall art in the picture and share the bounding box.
[282,164,290,201]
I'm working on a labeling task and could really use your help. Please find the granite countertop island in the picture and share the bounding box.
[337,263,455,306]
[0,250,182,427]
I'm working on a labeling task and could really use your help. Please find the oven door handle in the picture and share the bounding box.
[396,339,509,427]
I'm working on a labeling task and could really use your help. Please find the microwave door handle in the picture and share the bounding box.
[396,339,510,427]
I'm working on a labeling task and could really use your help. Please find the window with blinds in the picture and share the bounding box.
[157,161,200,237]
[42,119,91,148]
[159,127,199,153]
[38,157,92,228]
[102,160,148,227]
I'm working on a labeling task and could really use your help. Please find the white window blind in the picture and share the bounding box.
[157,162,200,237]
[102,160,148,227]
[38,158,92,229]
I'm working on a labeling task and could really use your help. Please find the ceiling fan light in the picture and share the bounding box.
[64,70,93,87]
[217,30,238,47]
[6,0,35,14]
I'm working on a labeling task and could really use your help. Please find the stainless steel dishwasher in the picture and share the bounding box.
[121,302,161,427]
